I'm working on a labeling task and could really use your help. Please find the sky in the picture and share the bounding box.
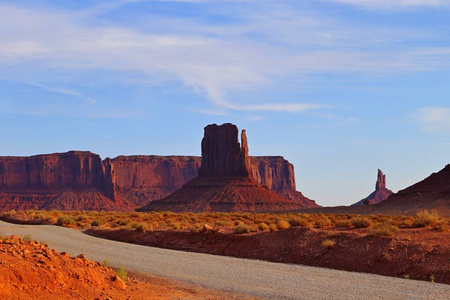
[1,0,450,207]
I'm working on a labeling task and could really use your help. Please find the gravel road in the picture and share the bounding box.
[1,220,448,299]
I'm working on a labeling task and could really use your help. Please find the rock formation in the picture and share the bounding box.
[199,124,251,177]
[0,151,134,211]
[352,169,393,206]
[138,123,316,212]
[0,127,318,211]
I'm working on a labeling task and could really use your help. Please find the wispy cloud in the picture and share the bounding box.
[416,107,450,132]
[1,2,450,116]
[322,0,450,9]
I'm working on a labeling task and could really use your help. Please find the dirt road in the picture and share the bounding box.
[0,220,448,299]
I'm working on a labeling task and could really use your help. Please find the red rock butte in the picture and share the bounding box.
[137,123,317,212]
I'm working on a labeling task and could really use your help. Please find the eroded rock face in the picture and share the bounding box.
[138,123,317,212]
[352,169,393,206]
[0,124,318,211]
[0,151,105,190]
[199,123,251,177]
[0,151,134,211]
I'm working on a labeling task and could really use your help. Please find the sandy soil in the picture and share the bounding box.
[0,235,252,299]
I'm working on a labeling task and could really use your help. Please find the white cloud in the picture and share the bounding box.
[416,107,450,132]
[1,2,450,115]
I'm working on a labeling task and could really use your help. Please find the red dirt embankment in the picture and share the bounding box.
[88,227,450,285]
[0,235,248,299]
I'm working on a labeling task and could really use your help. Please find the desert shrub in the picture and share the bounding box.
[367,223,399,236]
[76,214,88,222]
[91,219,102,227]
[119,220,129,226]
[315,217,331,228]
[322,239,336,250]
[136,223,149,232]
[57,216,75,226]
[103,259,109,267]
[351,216,372,228]
[215,220,233,227]
[413,210,439,228]
[172,222,181,230]
[234,224,252,234]
[22,234,32,242]
[269,223,278,232]
[288,217,303,226]
[277,220,290,230]
[434,220,449,232]
[326,231,339,239]
[258,222,269,231]
[334,219,352,228]
[116,267,127,281]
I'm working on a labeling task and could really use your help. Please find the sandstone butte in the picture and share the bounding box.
[0,129,318,212]
[352,169,393,206]
[137,123,315,212]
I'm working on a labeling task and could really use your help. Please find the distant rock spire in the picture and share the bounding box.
[375,169,386,191]
[352,168,393,206]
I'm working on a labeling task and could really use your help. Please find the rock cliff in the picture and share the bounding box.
[199,123,251,177]
[352,169,393,206]
[138,123,316,212]
[0,128,318,211]
[0,151,134,211]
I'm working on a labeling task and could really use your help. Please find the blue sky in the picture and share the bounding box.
[1,0,450,206]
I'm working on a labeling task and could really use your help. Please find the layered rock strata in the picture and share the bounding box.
[0,127,317,211]
[138,123,315,212]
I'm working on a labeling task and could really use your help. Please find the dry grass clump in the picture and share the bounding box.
[56,216,75,227]
[326,231,339,239]
[351,216,372,228]
[322,239,336,250]
[334,219,352,228]
[367,223,399,236]
[434,219,449,232]
[289,217,311,228]
[234,223,252,234]
[258,222,269,231]
[269,223,278,232]
[136,223,149,232]
[315,217,331,228]
[91,219,102,227]
[277,220,290,230]
[413,210,439,228]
